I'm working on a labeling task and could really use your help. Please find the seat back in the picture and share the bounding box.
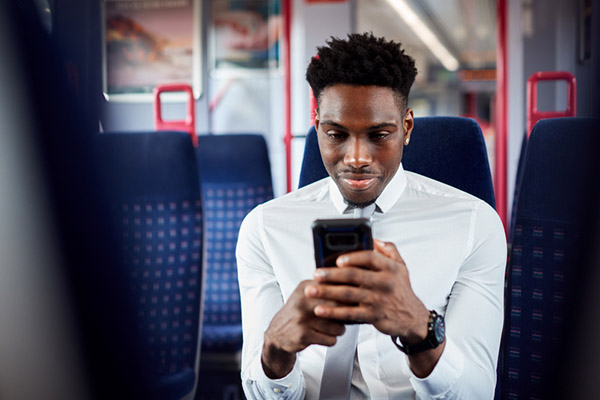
[508,133,528,241]
[500,118,598,399]
[299,116,496,208]
[0,1,142,398]
[96,131,203,400]
[196,134,274,354]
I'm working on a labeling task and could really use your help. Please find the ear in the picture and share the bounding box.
[403,108,414,144]
[314,109,320,131]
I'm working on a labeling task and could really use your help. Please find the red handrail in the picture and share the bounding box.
[309,89,318,127]
[309,55,320,127]
[209,78,236,113]
[283,0,293,192]
[526,71,577,137]
[496,0,508,234]
[153,84,197,147]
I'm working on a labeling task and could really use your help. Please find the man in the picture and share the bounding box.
[237,33,506,399]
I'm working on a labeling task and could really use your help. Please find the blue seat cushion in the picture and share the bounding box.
[201,325,244,353]
[201,182,272,352]
[196,135,274,354]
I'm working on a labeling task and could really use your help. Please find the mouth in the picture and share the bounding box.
[339,173,379,191]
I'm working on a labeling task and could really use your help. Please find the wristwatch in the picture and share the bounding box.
[392,310,445,355]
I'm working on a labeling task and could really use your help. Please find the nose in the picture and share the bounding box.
[343,137,372,169]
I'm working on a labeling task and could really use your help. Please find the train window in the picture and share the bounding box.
[356,0,497,180]
[210,0,282,72]
[102,0,202,101]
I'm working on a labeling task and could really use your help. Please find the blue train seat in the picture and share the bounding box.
[508,133,529,241]
[299,116,496,208]
[96,131,204,400]
[2,1,158,398]
[196,134,274,360]
[499,117,598,399]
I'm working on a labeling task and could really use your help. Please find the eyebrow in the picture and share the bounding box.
[367,122,398,131]
[319,120,346,130]
[319,121,398,131]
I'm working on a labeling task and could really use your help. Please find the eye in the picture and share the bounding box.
[327,130,347,140]
[369,132,389,140]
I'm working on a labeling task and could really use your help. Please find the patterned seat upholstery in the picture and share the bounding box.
[499,118,598,399]
[96,131,203,400]
[299,116,496,208]
[508,133,528,241]
[196,134,274,355]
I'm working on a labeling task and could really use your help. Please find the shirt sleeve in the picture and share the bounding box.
[409,202,507,399]
[236,205,306,400]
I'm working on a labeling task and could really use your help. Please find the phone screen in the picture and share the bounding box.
[312,218,373,268]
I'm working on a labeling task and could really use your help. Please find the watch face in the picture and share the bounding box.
[434,315,446,344]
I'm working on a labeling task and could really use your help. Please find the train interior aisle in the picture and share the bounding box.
[1,0,599,399]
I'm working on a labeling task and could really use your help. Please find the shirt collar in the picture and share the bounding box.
[329,163,408,215]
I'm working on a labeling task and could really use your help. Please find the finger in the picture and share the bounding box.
[314,304,374,324]
[313,267,372,286]
[309,316,347,337]
[373,239,404,263]
[305,282,368,304]
[335,249,394,272]
[307,329,343,347]
[304,284,344,304]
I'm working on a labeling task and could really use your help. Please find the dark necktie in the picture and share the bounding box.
[319,204,376,399]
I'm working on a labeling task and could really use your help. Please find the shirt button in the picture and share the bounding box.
[273,388,281,393]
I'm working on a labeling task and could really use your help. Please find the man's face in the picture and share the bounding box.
[315,84,414,207]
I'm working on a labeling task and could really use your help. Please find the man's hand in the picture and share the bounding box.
[305,239,445,377]
[261,280,346,379]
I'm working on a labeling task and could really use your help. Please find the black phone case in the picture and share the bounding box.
[312,218,373,268]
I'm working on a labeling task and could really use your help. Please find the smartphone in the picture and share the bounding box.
[312,218,373,268]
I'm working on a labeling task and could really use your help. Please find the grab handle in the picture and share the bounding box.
[527,71,576,137]
[153,84,197,147]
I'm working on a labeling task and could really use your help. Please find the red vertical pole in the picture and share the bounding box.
[309,55,319,127]
[309,88,318,127]
[496,0,508,233]
[466,92,478,116]
[283,0,293,193]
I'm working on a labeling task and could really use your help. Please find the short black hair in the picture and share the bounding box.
[306,32,417,108]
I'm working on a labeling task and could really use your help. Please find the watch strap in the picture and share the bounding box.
[391,310,444,355]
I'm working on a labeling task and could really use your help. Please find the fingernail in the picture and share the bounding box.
[314,269,325,279]
[305,286,317,296]
[337,256,348,266]
[314,306,325,316]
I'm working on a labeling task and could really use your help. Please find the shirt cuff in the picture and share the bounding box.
[256,360,304,399]
[409,337,464,397]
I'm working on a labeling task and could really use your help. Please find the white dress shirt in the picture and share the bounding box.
[236,165,506,399]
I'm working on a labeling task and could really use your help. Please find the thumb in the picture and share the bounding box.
[373,239,404,263]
